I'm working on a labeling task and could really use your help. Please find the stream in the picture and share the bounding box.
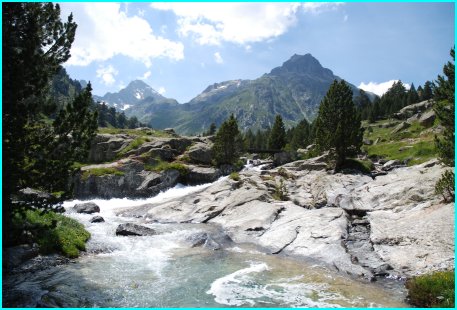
[4,171,410,307]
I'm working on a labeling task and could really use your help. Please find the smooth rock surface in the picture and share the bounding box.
[73,202,100,214]
[115,223,157,236]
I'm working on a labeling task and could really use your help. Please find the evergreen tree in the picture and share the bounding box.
[433,47,455,202]
[407,83,420,105]
[290,118,311,150]
[422,81,434,101]
[2,3,98,245]
[268,115,286,150]
[417,85,424,101]
[212,114,243,165]
[314,80,362,169]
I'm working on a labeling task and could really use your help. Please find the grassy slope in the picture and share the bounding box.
[362,117,439,166]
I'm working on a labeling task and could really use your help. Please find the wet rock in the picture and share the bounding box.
[382,160,403,171]
[115,223,157,236]
[89,216,105,223]
[4,244,39,269]
[73,202,100,214]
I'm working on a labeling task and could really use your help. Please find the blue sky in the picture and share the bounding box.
[60,2,455,102]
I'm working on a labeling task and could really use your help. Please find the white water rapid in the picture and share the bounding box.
[5,168,409,307]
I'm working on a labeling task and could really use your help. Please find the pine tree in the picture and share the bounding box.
[290,118,311,150]
[314,80,362,169]
[434,47,455,202]
[268,115,287,150]
[422,81,434,101]
[407,83,420,105]
[3,3,97,245]
[212,114,243,165]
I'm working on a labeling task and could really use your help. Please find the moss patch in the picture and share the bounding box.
[406,270,455,308]
[117,137,150,157]
[82,167,124,180]
[229,172,240,181]
[145,159,189,176]
[14,210,90,258]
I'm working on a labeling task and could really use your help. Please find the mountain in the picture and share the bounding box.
[100,54,373,135]
[93,80,178,111]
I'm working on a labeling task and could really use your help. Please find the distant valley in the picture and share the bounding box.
[94,54,375,135]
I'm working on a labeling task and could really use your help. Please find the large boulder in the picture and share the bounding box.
[274,151,294,166]
[186,166,221,185]
[393,100,433,120]
[418,110,436,127]
[88,134,132,163]
[115,223,157,236]
[187,143,213,165]
[390,122,410,134]
[73,202,100,214]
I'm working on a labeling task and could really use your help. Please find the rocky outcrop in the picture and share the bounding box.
[418,110,436,127]
[391,122,410,134]
[115,223,157,236]
[187,166,221,185]
[187,142,213,165]
[393,100,433,120]
[88,134,132,163]
[117,157,453,279]
[73,202,100,214]
[89,216,105,223]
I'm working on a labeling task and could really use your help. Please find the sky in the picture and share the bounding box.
[60,2,455,102]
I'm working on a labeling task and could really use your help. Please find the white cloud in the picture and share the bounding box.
[60,3,184,67]
[302,2,344,14]
[139,70,151,80]
[158,87,166,95]
[96,65,118,86]
[358,80,410,96]
[214,52,224,64]
[150,3,343,46]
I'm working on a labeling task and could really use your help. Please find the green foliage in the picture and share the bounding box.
[229,172,241,181]
[117,137,150,157]
[268,115,287,150]
[435,170,455,202]
[212,114,244,165]
[314,80,362,169]
[434,48,455,104]
[406,270,455,308]
[290,118,311,150]
[272,179,289,201]
[14,210,90,258]
[81,167,125,180]
[145,160,189,176]
[98,127,172,138]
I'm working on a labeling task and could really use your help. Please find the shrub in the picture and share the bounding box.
[272,179,288,201]
[406,270,455,308]
[435,170,455,202]
[14,210,90,258]
[340,158,374,174]
[229,172,240,181]
[82,167,124,180]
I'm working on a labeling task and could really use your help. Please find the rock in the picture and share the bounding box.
[418,110,436,127]
[382,160,402,171]
[406,113,421,124]
[115,223,157,236]
[379,122,398,128]
[283,158,327,171]
[186,166,221,185]
[393,100,433,119]
[363,139,373,145]
[88,134,132,163]
[73,202,100,214]
[185,232,221,250]
[4,244,39,269]
[89,216,105,223]
[398,145,413,152]
[164,128,178,136]
[73,159,180,199]
[390,122,410,134]
[274,152,294,166]
[187,143,213,165]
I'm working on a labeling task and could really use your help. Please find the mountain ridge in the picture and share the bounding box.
[96,54,375,134]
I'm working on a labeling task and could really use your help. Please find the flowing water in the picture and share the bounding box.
[4,175,410,307]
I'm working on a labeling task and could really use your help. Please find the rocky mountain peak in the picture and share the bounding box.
[269,53,334,79]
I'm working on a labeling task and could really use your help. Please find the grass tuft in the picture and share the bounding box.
[406,270,455,308]
[82,167,124,180]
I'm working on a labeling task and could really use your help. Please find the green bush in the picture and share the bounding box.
[435,170,455,202]
[15,210,90,258]
[229,172,240,181]
[406,270,455,308]
[82,167,125,180]
[272,179,288,201]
